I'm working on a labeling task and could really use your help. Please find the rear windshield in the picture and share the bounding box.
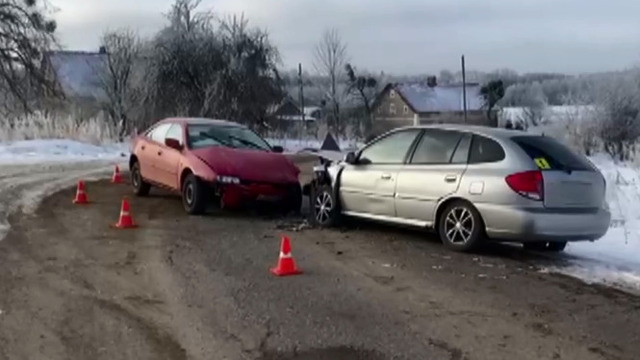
[511,136,593,171]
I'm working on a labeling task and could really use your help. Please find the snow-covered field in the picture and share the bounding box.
[0,139,127,165]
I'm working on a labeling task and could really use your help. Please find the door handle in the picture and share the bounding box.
[380,173,392,180]
[444,174,458,183]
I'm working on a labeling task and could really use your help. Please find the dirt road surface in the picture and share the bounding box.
[0,157,639,360]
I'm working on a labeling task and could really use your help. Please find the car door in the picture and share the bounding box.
[340,128,421,218]
[154,123,185,190]
[395,130,471,224]
[139,123,172,182]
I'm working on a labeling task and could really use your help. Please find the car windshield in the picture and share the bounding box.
[187,124,272,151]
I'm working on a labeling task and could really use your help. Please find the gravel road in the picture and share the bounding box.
[0,157,638,360]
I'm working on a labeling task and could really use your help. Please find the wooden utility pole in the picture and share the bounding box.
[461,55,468,123]
[298,63,306,130]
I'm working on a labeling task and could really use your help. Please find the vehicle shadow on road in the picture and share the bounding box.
[321,213,575,267]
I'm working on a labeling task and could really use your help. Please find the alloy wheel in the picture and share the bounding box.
[314,191,333,224]
[444,207,475,245]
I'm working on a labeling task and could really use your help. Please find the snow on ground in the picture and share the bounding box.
[0,139,127,165]
[0,139,129,241]
[544,154,640,293]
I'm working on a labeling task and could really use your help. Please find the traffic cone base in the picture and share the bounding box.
[73,181,89,205]
[113,199,137,229]
[111,165,123,184]
[270,236,302,276]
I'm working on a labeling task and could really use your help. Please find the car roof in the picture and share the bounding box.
[159,117,245,128]
[396,124,530,140]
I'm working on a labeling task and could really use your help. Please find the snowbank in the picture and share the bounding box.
[543,154,640,293]
[0,139,127,165]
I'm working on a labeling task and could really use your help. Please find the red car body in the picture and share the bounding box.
[129,117,301,212]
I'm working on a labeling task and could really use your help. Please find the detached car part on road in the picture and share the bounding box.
[304,125,611,252]
[129,117,302,215]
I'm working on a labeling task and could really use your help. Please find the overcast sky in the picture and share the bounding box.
[51,0,640,75]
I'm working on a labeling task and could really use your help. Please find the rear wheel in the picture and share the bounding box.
[182,174,208,215]
[438,200,484,252]
[523,241,567,252]
[131,161,151,196]
[310,184,341,227]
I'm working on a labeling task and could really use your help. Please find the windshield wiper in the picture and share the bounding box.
[199,132,236,148]
[228,135,266,151]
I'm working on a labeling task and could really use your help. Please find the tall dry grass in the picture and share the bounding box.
[0,112,119,145]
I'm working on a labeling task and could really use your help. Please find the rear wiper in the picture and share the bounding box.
[558,163,573,174]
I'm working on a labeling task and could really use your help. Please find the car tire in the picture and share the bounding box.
[523,241,567,252]
[310,184,341,227]
[131,161,151,197]
[182,173,208,215]
[438,200,484,252]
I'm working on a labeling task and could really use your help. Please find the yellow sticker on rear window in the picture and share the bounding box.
[534,157,551,170]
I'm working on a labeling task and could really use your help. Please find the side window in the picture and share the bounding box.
[149,123,172,144]
[450,133,472,164]
[359,129,421,165]
[410,130,463,164]
[469,135,505,164]
[165,124,184,145]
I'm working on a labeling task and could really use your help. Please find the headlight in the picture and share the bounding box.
[217,175,240,184]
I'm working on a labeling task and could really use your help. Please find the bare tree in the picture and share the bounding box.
[595,73,640,161]
[0,0,60,114]
[560,93,599,156]
[345,63,378,137]
[517,82,548,128]
[313,28,348,135]
[98,28,141,140]
[144,0,282,130]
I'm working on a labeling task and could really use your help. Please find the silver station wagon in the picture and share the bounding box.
[305,125,611,252]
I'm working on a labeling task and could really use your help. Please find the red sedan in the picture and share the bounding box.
[129,118,302,215]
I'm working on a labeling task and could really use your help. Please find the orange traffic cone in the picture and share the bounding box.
[270,235,302,276]
[113,198,137,229]
[111,165,123,184]
[72,180,89,204]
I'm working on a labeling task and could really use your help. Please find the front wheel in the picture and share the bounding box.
[523,241,567,252]
[310,184,341,227]
[131,161,151,196]
[438,200,485,252]
[182,174,208,215]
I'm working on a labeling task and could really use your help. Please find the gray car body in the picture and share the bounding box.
[320,124,611,243]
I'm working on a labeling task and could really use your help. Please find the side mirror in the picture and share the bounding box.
[344,151,357,165]
[165,138,182,151]
[272,145,284,153]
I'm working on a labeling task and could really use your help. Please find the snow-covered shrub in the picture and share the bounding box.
[0,111,119,144]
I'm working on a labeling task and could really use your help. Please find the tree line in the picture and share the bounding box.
[2,0,640,160]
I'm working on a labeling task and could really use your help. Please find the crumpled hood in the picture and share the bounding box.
[191,147,300,184]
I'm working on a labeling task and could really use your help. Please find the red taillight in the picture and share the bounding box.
[505,170,544,201]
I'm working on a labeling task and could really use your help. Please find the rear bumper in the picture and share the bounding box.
[477,203,611,242]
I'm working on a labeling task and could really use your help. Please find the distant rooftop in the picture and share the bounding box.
[392,81,484,113]
[45,50,107,100]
